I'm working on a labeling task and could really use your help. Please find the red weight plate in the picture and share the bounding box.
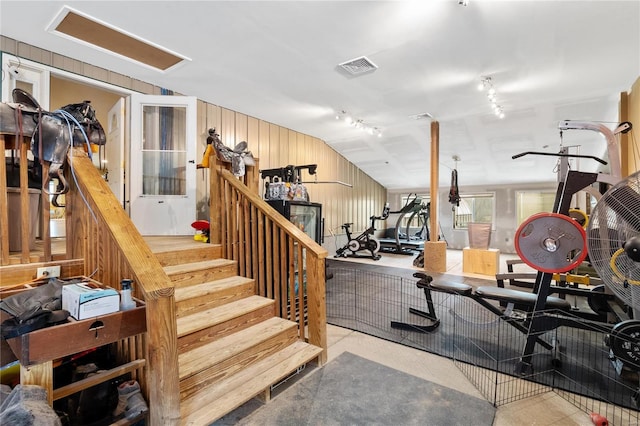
[514,212,587,273]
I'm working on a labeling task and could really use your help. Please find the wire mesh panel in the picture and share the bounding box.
[326,267,408,342]
[551,316,640,425]
[325,264,640,423]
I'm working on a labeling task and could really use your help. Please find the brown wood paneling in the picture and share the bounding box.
[622,77,640,175]
[258,120,271,170]
[55,11,184,70]
[278,126,289,166]
[269,124,280,166]
[221,108,236,147]
[194,98,386,253]
[207,104,222,132]
[235,113,248,145]
[287,130,298,166]
[247,117,260,155]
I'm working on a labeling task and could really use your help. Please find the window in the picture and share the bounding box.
[453,193,495,229]
[516,191,556,225]
[141,105,187,196]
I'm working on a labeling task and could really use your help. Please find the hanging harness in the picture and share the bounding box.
[449,169,460,207]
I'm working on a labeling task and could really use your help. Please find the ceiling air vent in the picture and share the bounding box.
[338,56,378,76]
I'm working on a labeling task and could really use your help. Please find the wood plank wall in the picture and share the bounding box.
[1,36,387,245]
[197,102,387,243]
[621,76,640,177]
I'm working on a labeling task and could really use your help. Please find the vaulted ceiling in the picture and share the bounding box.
[1,1,638,189]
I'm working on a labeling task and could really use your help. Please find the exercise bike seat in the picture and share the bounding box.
[475,286,571,311]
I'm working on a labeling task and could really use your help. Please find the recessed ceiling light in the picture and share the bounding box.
[47,6,190,72]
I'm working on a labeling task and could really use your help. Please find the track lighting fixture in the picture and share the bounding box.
[335,110,382,137]
[478,77,505,119]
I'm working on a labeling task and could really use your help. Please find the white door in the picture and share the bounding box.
[1,54,50,106]
[105,98,126,209]
[129,94,197,235]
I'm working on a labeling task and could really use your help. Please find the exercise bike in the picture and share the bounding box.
[335,203,390,260]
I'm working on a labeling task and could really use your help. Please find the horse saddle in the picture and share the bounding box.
[0,89,41,137]
[0,88,106,145]
[1,89,106,205]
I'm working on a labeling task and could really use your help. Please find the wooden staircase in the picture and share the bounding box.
[154,241,323,425]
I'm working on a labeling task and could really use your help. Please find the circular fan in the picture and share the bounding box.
[587,170,640,313]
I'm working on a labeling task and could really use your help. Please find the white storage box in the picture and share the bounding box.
[62,282,120,320]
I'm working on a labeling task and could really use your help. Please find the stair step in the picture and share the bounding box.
[174,276,255,318]
[177,296,275,352]
[154,243,222,267]
[179,317,298,398]
[180,341,323,425]
[164,259,236,288]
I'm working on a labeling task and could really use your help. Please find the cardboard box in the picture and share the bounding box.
[62,282,120,320]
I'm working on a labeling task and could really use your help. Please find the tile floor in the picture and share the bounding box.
[327,249,595,426]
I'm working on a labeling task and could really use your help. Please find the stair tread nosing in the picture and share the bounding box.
[176,295,274,337]
[163,258,236,276]
[180,341,323,424]
[178,316,296,380]
[174,276,254,303]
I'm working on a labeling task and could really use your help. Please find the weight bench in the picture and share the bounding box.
[391,273,571,350]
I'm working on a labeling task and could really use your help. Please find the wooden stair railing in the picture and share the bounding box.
[210,164,328,363]
[64,148,180,425]
[0,134,55,265]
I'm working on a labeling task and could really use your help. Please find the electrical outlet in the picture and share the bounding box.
[37,266,61,278]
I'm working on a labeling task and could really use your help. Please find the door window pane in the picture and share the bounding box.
[142,151,186,195]
[141,105,187,196]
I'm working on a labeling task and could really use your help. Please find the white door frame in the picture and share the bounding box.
[2,53,135,103]
[1,54,200,235]
[1,54,50,106]
[129,93,198,235]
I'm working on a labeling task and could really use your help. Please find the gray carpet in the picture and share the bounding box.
[217,352,496,426]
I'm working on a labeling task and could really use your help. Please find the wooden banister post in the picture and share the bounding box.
[246,158,260,195]
[306,254,327,365]
[209,165,221,246]
[145,295,181,425]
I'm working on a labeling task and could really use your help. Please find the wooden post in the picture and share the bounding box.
[19,137,30,262]
[423,121,447,272]
[619,90,629,178]
[0,135,9,264]
[429,121,439,244]
[306,254,327,365]
[209,164,221,246]
[21,362,53,405]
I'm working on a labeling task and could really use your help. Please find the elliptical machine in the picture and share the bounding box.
[335,203,390,260]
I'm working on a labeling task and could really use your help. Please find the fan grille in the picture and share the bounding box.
[338,56,378,75]
[587,171,640,311]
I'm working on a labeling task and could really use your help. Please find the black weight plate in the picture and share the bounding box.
[610,320,640,369]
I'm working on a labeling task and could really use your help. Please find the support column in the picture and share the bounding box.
[423,121,447,272]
